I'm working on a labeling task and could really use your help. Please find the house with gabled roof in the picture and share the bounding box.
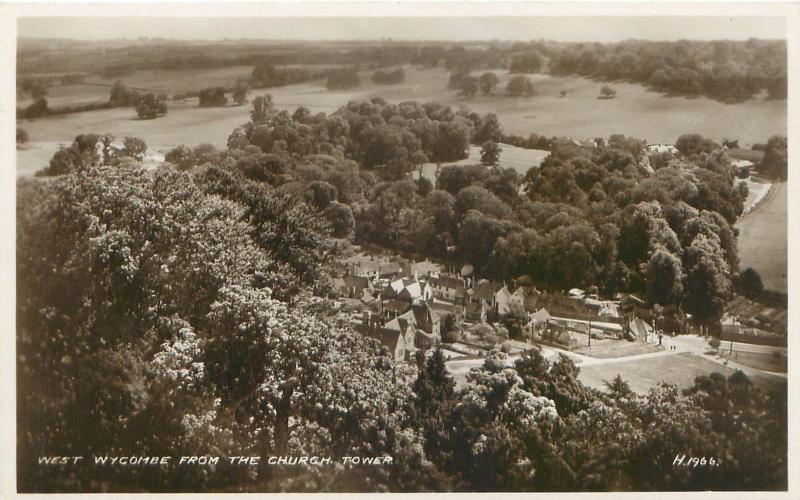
[429,275,467,304]
[379,262,404,279]
[358,318,417,362]
[497,285,526,315]
[465,300,487,323]
[381,277,433,304]
[470,280,504,308]
[342,274,372,299]
[383,299,409,320]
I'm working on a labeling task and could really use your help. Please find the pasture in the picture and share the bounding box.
[735,182,787,293]
[17,65,787,176]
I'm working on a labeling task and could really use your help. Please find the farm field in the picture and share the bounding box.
[577,352,782,394]
[17,65,787,176]
[19,65,257,108]
[736,182,787,293]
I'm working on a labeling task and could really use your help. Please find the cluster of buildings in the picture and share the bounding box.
[335,255,658,362]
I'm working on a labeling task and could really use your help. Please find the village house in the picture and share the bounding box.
[470,280,504,307]
[429,275,467,304]
[379,262,404,280]
[429,301,465,321]
[381,277,433,303]
[382,299,409,320]
[350,260,381,280]
[341,274,372,299]
[355,312,416,362]
[496,285,526,315]
[465,300,487,323]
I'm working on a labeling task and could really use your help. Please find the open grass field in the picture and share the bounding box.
[577,352,782,394]
[721,350,787,373]
[574,339,663,359]
[735,182,787,293]
[18,64,340,108]
[17,65,787,176]
[419,143,549,182]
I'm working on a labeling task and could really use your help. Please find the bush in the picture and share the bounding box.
[371,67,405,85]
[326,67,360,90]
[198,87,228,107]
[16,127,29,144]
[135,93,167,120]
[506,75,535,97]
[600,85,617,99]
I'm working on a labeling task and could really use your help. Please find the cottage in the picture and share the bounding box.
[356,311,415,362]
[430,301,465,321]
[471,281,503,306]
[411,260,441,278]
[350,260,380,279]
[379,262,404,279]
[524,308,552,338]
[342,274,372,299]
[383,299,409,320]
[496,286,526,315]
[465,301,487,323]
[385,303,442,342]
[382,277,433,303]
[429,275,467,303]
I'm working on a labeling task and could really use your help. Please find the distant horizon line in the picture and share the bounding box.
[18,36,787,43]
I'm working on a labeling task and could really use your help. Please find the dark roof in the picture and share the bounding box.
[465,302,483,314]
[432,275,465,290]
[475,280,503,292]
[410,303,433,332]
[357,325,401,350]
[384,299,409,313]
[430,302,462,314]
[343,274,369,289]
[472,286,497,301]
[379,262,403,276]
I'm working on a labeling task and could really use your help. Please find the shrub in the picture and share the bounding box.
[198,87,228,107]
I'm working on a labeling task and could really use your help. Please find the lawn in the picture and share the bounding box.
[419,143,549,182]
[578,352,730,394]
[573,338,663,359]
[735,182,787,293]
[721,350,787,373]
[17,65,787,176]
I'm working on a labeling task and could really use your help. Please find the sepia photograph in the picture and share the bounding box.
[5,2,797,496]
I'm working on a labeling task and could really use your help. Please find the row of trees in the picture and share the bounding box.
[372,67,406,85]
[326,67,361,90]
[36,133,148,176]
[549,39,786,102]
[449,71,536,98]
